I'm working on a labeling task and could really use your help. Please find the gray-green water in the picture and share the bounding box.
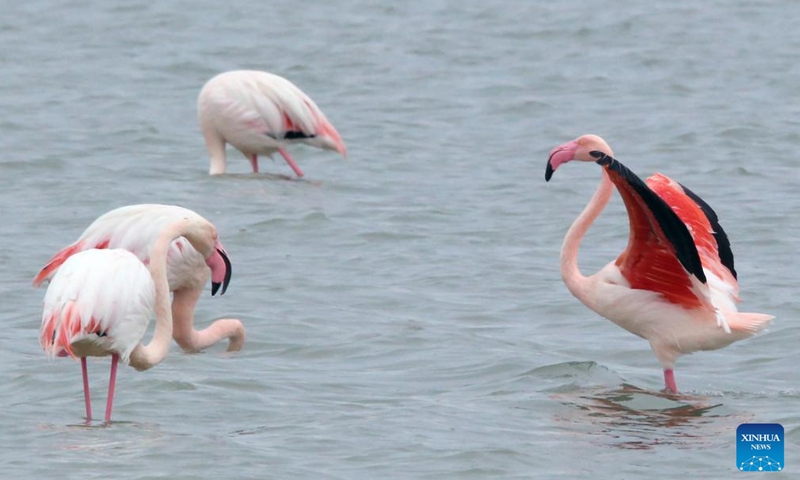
[1,1,798,478]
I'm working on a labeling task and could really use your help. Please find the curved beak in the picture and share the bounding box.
[208,242,232,296]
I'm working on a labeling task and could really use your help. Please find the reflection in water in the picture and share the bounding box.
[37,421,170,454]
[553,384,753,450]
[222,172,321,184]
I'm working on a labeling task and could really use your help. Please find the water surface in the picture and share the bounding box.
[1,1,798,478]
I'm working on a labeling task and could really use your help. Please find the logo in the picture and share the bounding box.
[737,423,784,472]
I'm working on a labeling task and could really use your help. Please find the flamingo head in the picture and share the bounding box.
[545,134,614,181]
[180,219,232,296]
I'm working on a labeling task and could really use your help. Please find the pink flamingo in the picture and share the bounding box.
[33,204,244,353]
[198,70,347,177]
[40,216,223,422]
[545,134,773,392]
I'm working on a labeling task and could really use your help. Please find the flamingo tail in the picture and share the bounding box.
[724,311,774,334]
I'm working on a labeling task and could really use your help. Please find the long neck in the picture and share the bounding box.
[128,224,182,371]
[560,170,615,301]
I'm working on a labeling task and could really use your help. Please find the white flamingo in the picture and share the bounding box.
[198,70,346,176]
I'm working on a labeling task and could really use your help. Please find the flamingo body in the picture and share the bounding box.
[41,249,154,363]
[198,70,346,176]
[546,135,772,392]
[33,204,242,353]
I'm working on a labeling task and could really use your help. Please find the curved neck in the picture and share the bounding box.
[560,170,615,300]
[129,223,184,371]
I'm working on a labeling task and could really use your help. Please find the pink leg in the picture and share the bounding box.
[104,354,119,423]
[663,369,678,393]
[249,154,259,173]
[278,147,304,177]
[81,357,92,421]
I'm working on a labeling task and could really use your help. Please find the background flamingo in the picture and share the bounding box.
[34,204,243,353]
[545,134,773,392]
[40,216,222,422]
[198,70,347,177]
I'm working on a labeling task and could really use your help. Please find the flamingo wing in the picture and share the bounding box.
[592,152,710,309]
[646,174,739,297]
[33,205,206,288]
[40,249,155,363]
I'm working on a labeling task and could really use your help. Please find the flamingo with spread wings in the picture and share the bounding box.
[40,216,223,422]
[34,204,243,353]
[545,134,773,392]
[198,70,347,176]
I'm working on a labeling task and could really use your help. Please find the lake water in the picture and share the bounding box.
[1,1,798,478]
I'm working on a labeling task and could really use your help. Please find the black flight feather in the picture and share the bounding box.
[678,183,737,280]
[590,151,707,284]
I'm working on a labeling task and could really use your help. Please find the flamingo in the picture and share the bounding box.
[33,204,243,353]
[40,216,223,422]
[198,70,347,177]
[545,134,773,393]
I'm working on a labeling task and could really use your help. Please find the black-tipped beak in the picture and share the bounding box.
[211,248,232,296]
[545,159,554,182]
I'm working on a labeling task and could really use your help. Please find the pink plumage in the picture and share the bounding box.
[546,134,773,393]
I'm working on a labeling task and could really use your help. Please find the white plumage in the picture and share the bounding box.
[53,204,210,291]
[198,70,346,176]
[40,249,154,364]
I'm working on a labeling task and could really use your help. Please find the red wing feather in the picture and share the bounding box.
[32,243,84,286]
[610,176,704,308]
[596,157,707,309]
[646,174,739,290]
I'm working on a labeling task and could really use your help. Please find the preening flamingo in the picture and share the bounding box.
[40,217,223,422]
[545,134,773,392]
[33,204,243,353]
[198,70,347,177]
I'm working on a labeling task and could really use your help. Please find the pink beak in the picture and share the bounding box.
[545,141,579,181]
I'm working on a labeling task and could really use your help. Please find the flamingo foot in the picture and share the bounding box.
[663,368,678,393]
[81,357,92,422]
[104,354,119,424]
[278,147,304,177]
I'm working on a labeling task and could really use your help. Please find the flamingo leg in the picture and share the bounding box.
[278,147,305,177]
[104,354,119,423]
[81,357,92,422]
[249,154,259,173]
[663,369,678,393]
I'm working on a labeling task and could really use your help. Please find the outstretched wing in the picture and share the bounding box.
[646,174,739,299]
[593,152,712,310]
